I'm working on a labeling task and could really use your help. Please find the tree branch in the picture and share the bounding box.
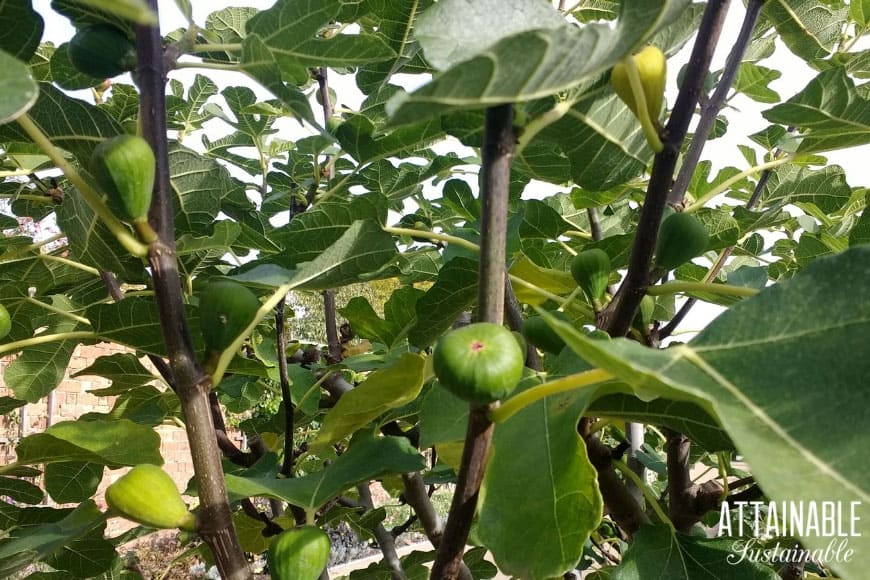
[668,0,765,207]
[136,4,248,577]
[599,0,732,338]
[431,104,514,579]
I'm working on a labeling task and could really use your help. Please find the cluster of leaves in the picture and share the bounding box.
[1,0,869,579]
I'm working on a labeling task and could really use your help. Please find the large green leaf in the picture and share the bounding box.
[545,246,870,580]
[762,0,846,61]
[14,419,163,468]
[273,195,388,264]
[0,49,38,124]
[588,391,733,451]
[355,0,433,94]
[0,501,113,579]
[0,83,122,165]
[55,179,144,282]
[338,286,424,348]
[388,0,689,125]
[0,0,44,61]
[3,317,80,403]
[88,297,201,358]
[313,353,425,448]
[224,436,425,509]
[763,68,870,153]
[236,220,397,291]
[479,384,603,580]
[612,524,777,580]
[244,0,394,82]
[44,462,103,504]
[408,257,478,348]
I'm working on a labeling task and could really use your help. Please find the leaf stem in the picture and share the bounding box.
[620,54,664,153]
[515,99,573,156]
[191,43,243,53]
[382,225,481,252]
[38,254,101,276]
[683,155,792,212]
[0,331,98,357]
[646,280,758,298]
[491,368,613,424]
[24,297,91,325]
[174,61,241,72]
[612,459,674,530]
[14,115,149,257]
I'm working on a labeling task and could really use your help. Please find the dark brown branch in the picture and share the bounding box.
[587,436,650,537]
[668,0,765,207]
[431,104,514,580]
[600,0,731,338]
[275,298,295,477]
[136,4,249,577]
[664,429,723,532]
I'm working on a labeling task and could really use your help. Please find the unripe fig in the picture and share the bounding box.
[267,526,331,580]
[654,212,709,270]
[198,280,261,354]
[433,322,524,405]
[570,249,611,302]
[610,45,667,125]
[68,24,136,79]
[105,464,195,531]
[0,304,11,340]
[522,311,570,355]
[639,295,655,326]
[90,135,155,223]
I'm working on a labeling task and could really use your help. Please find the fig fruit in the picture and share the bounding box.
[267,526,331,580]
[610,45,667,126]
[433,322,524,405]
[0,304,11,340]
[105,464,195,531]
[570,249,611,303]
[198,280,261,354]
[522,311,570,355]
[654,212,709,270]
[90,135,155,224]
[68,24,136,79]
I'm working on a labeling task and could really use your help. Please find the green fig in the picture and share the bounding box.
[198,280,261,355]
[90,135,155,224]
[0,303,11,340]
[68,24,137,79]
[654,212,709,270]
[268,526,331,580]
[433,323,525,405]
[570,249,611,302]
[105,464,195,531]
